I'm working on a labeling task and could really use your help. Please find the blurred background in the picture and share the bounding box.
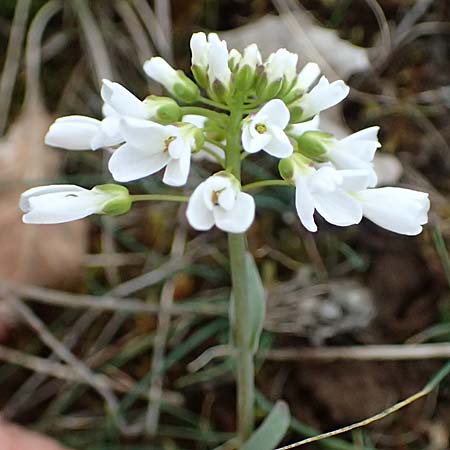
[1,0,450,449]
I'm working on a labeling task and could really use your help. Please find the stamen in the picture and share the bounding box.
[255,123,267,134]
[211,191,220,205]
[163,136,176,152]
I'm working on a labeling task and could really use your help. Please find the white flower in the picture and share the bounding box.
[265,49,298,84]
[326,127,381,186]
[207,33,232,88]
[45,115,123,151]
[101,79,150,119]
[144,57,199,103]
[356,187,430,235]
[186,174,255,233]
[190,32,209,69]
[20,185,112,224]
[294,166,364,232]
[296,76,349,120]
[189,32,231,88]
[144,57,180,91]
[228,48,242,70]
[242,99,293,158]
[108,118,197,186]
[293,62,320,93]
[239,44,262,71]
[45,79,152,151]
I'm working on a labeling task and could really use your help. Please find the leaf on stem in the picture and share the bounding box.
[241,400,291,450]
[229,252,266,354]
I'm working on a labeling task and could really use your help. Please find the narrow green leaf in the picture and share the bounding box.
[241,400,290,450]
[229,252,266,354]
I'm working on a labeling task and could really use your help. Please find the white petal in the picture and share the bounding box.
[328,146,376,171]
[314,190,362,227]
[208,37,231,86]
[20,185,87,212]
[22,188,104,224]
[186,183,215,231]
[358,187,430,235]
[295,62,320,91]
[168,137,187,159]
[289,115,320,137]
[108,143,169,182]
[242,124,271,153]
[301,77,349,118]
[143,57,179,88]
[340,126,380,144]
[101,79,149,119]
[295,175,317,232]
[120,118,169,151]
[264,126,293,158]
[182,114,207,128]
[190,32,208,68]
[218,187,235,210]
[45,116,101,150]
[213,192,255,233]
[257,99,290,129]
[339,169,373,192]
[163,149,191,186]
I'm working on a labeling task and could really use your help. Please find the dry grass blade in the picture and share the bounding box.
[6,295,129,433]
[146,219,187,435]
[132,0,172,63]
[262,343,450,361]
[114,0,153,64]
[0,0,31,135]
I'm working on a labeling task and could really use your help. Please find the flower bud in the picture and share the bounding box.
[235,44,262,91]
[94,184,132,216]
[144,95,181,124]
[278,157,296,183]
[228,49,242,72]
[144,57,200,104]
[296,131,333,159]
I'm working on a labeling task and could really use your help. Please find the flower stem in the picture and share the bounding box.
[226,97,255,442]
[243,179,290,191]
[199,96,231,111]
[180,106,227,123]
[130,194,189,203]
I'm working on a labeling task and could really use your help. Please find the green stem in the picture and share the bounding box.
[226,97,255,442]
[199,96,231,111]
[131,194,189,203]
[243,180,290,191]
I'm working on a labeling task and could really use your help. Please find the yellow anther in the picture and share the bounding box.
[163,136,176,152]
[255,123,267,134]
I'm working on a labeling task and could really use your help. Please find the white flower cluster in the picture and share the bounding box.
[20,32,430,236]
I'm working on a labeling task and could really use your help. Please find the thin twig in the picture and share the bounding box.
[0,281,226,316]
[262,343,450,362]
